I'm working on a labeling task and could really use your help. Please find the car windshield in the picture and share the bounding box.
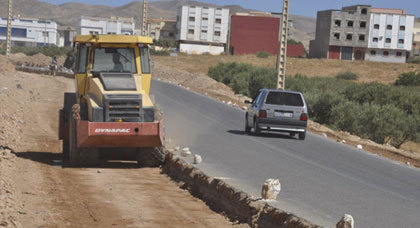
[92,47,137,73]
[266,92,304,107]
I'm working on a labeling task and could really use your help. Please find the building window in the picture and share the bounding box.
[359,34,365,41]
[215,18,222,24]
[214,31,221,36]
[202,17,208,21]
[201,30,207,33]
[188,29,194,35]
[360,21,366,28]
[400,26,406,31]
[399,39,404,44]
[334,33,340,40]
[347,21,354,27]
[346,34,353,40]
[335,20,341,27]
[373,37,378,42]
[374,24,380,29]
[361,8,368,14]
[189,17,195,22]
[370,50,376,55]
[386,25,392,30]
[386,38,391,43]
[383,51,389,56]
[396,52,402,57]
[169,32,174,37]
[42,31,49,37]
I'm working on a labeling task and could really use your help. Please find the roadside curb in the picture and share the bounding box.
[162,152,322,228]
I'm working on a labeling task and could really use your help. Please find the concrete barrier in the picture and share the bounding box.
[162,152,321,228]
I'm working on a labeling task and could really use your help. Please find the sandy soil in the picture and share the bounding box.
[0,57,249,228]
[154,54,420,84]
[153,55,420,168]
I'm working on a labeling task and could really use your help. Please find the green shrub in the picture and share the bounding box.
[335,71,358,80]
[395,71,420,86]
[407,57,420,64]
[248,67,277,98]
[330,101,362,135]
[150,49,170,56]
[154,39,176,48]
[256,52,269,58]
[287,39,303,45]
[231,72,251,95]
[310,91,348,125]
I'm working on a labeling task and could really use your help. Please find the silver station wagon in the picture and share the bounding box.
[245,89,308,140]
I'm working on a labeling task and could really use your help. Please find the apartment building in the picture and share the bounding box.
[0,17,57,47]
[79,16,135,35]
[365,8,414,63]
[176,5,229,55]
[57,26,76,47]
[310,5,414,63]
[148,18,177,41]
[412,18,420,57]
[310,5,371,60]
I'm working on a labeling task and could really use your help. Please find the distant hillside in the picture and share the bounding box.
[0,0,316,46]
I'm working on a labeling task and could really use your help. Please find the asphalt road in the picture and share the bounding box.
[152,80,420,228]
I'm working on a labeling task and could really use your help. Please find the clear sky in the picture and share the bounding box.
[40,0,420,18]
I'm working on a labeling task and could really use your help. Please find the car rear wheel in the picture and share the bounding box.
[299,132,306,140]
[253,119,260,136]
[245,115,251,134]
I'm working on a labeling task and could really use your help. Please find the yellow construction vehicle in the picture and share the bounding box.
[58,34,165,167]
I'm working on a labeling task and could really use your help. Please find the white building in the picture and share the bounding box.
[177,5,229,55]
[79,16,135,35]
[366,8,415,63]
[0,17,57,47]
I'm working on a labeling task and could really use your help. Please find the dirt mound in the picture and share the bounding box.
[9,53,27,60]
[16,53,53,67]
[12,53,66,67]
[0,56,15,75]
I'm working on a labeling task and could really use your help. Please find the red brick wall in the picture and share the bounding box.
[287,44,305,57]
[230,15,304,57]
[230,15,280,55]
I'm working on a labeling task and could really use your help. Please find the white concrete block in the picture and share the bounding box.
[193,154,202,164]
[261,179,281,200]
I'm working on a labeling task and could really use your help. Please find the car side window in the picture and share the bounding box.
[253,91,262,106]
[255,90,266,107]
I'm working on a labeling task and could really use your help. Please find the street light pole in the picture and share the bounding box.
[6,0,13,58]
[277,0,289,90]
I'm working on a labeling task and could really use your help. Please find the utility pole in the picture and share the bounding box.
[6,0,13,58]
[276,0,289,90]
[141,0,148,36]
